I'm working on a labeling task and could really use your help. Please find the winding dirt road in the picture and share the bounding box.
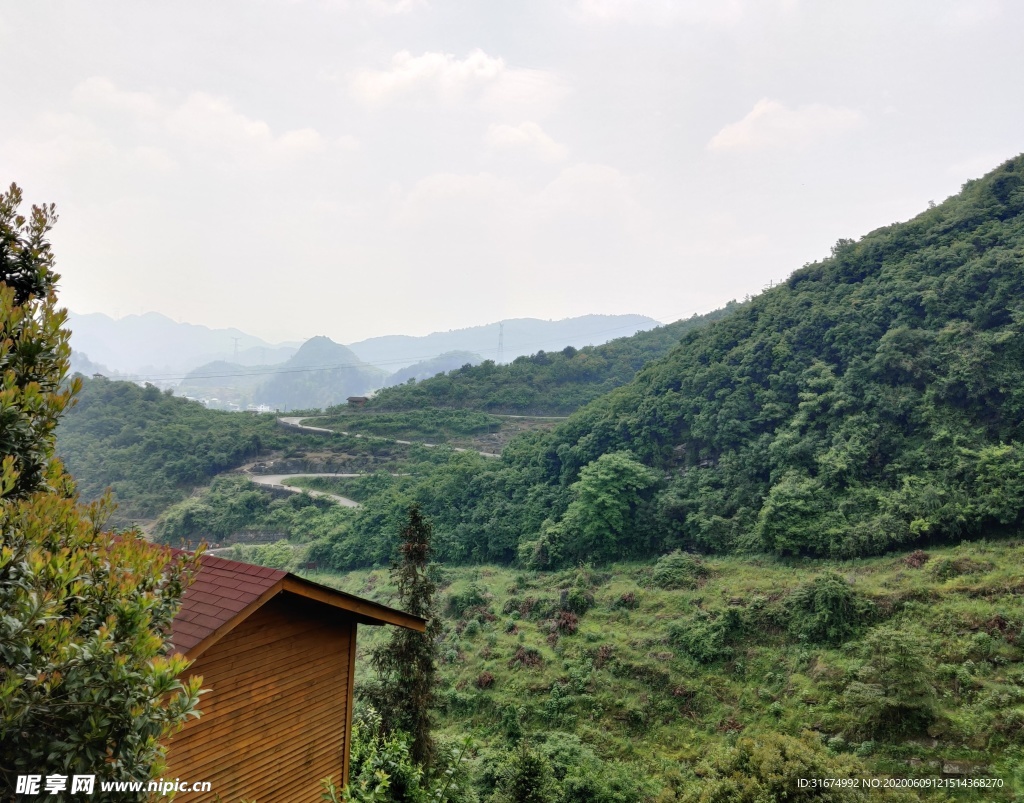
[277,416,501,458]
[247,472,361,507]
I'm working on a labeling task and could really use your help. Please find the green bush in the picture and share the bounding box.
[788,572,875,645]
[668,609,741,664]
[680,731,916,802]
[651,550,708,589]
[447,583,490,616]
[841,625,937,738]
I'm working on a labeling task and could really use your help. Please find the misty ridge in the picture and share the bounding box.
[68,311,659,410]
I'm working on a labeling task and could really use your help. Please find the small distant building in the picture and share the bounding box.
[346,396,369,407]
[166,553,424,802]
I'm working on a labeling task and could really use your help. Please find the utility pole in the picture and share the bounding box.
[497,322,504,365]
[232,337,241,362]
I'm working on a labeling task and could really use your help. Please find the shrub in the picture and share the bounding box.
[490,742,558,803]
[446,583,489,616]
[651,550,708,589]
[612,591,639,609]
[509,646,544,670]
[562,586,595,615]
[669,609,741,664]
[550,610,579,635]
[681,731,916,802]
[842,625,937,738]
[929,555,993,580]
[902,550,930,568]
[788,572,875,645]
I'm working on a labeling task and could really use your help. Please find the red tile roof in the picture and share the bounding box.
[171,553,286,653]
[168,549,426,657]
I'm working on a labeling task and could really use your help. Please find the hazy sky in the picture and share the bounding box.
[2,0,1021,344]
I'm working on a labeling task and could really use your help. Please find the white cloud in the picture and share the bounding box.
[5,112,115,177]
[68,78,338,167]
[126,145,177,174]
[366,0,426,14]
[351,50,504,103]
[575,0,742,25]
[938,0,1001,28]
[73,76,163,118]
[485,122,567,162]
[166,93,327,163]
[707,98,863,152]
[392,162,644,243]
[396,171,513,226]
[350,50,567,118]
[537,163,640,226]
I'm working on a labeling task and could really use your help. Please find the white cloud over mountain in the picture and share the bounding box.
[707,99,863,153]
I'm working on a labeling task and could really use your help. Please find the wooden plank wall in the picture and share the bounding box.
[166,594,353,802]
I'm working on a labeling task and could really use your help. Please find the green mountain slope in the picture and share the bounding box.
[317,155,1024,568]
[55,377,326,523]
[530,155,1024,560]
[318,539,1024,802]
[366,304,739,415]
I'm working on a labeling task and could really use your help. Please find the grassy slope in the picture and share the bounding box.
[307,538,1024,800]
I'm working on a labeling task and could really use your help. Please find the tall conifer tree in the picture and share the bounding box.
[369,504,440,768]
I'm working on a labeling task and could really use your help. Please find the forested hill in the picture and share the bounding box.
[365,303,739,415]
[521,154,1024,561]
[56,378,320,524]
[316,155,1024,569]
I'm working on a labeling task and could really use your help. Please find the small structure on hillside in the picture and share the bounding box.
[346,395,369,407]
[166,553,424,802]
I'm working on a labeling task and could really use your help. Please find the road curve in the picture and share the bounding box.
[248,472,361,507]
[277,416,501,458]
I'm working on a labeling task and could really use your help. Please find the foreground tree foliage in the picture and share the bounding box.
[325,707,472,803]
[0,184,201,799]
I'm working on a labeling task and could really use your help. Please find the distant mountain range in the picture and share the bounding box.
[346,315,660,369]
[67,311,300,377]
[68,312,661,410]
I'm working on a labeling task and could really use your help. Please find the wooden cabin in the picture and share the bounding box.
[166,554,425,802]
